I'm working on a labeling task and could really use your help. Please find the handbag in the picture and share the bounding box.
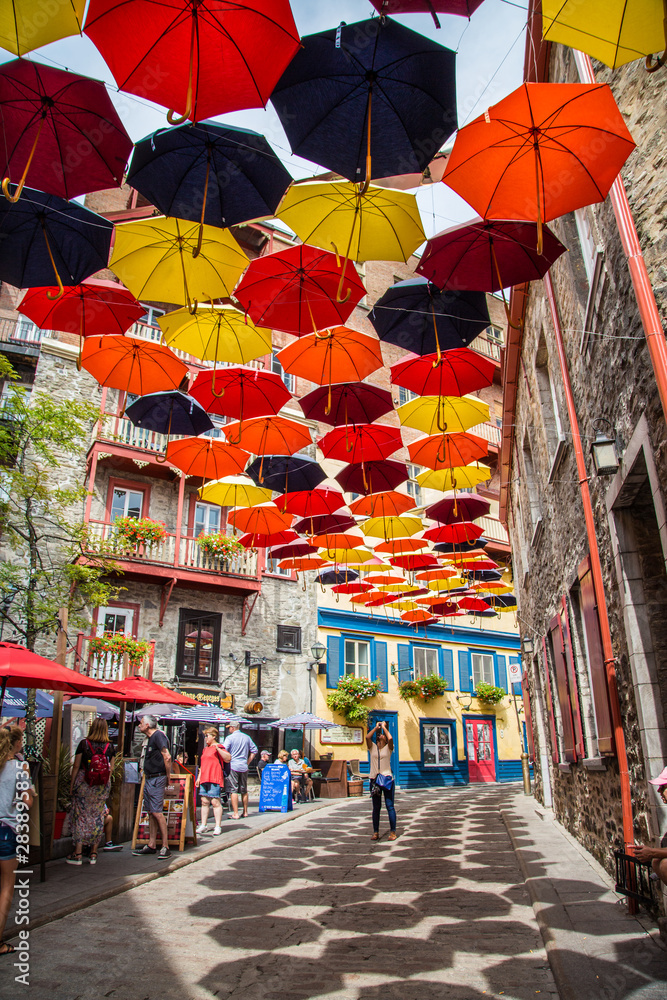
[372,744,394,794]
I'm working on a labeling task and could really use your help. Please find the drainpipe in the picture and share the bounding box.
[572,49,667,425]
[545,273,635,856]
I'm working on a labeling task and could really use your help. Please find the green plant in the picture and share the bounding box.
[89,632,151,667]
[43,744,72,811]
[399,674,448,703]
[196,532,244,559]
[475,682,506,704]
[326,675,381,725]
[114,516,167,546]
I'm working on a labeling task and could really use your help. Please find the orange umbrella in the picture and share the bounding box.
[223,416,312,457]
[228,503,292,535]
[349,491,415,518]
[279,556,328,571]
[408,432,488,470]
[364,573,406,585]
[313,533,365,550]
[350,591,381,605]
[416,568,458,581]
[401,609,436,624]
[165,437,249,481]
[81,334,187,395]
[375,537,428,555]
[443,82,635,253]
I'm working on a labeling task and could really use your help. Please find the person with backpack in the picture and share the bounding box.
[66,718,115,866]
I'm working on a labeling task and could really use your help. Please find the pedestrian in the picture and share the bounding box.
[101,806,122,851]
[288,748,314,802]
[222,722,257,820]
[66,718,115,866]
[132,715,172,859]
[366,721,397,842]
[196,727,231,836]
[0,726,33,957]
[635,768,667,884]
[257,750,271,775]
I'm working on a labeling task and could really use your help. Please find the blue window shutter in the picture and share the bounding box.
[374,641,388,692]
[326,635,342,688]
[496,654,507,691]
[439,647,454,690]
[510,655,522,695]
[458,650,471,692]
[397,643,411,683]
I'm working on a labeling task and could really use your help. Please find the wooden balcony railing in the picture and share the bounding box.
[470,335,502,362]
[0,316,43,347]
[476,515,510,545]
[471,421,502,446]
[70,632,155,682]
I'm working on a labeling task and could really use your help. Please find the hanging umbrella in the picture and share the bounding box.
[103,675,198,705]
[370,279,490,360]
[159,305,271,366]
[424,522,484,544]
[456,557,499,571]
[127,121,292,236]
[0,187,112,295]
[332,581,371,594]
[390,553,440,570]
[416,568,459,581]
[19,279,144,339]
[322,547,375,565]
[391,348,494,398]
[335,460,409,496]
[443,82,636,253]
[234,243,366,335]
[457,596,491,613]
[228,503,292,536]
[407,432,488,470]
[189,367,291,425]
[85,0,301,123]
[280,556,328,572]
[239,528,297,549]
[349,491,415,518]
[165,437,249,481]
[375,537,428,555]
[199,476,271,508]
[272,16,456,184]
[277,329,383,410]
[542,0,666,70]
[362,515,423,540]
[299,383,393,428]
[223,417,312,464]
[125,391,214,436]
[0,0,84,56]
[377,582,424,593]
[365,593,400,608]
[319,425,403,464]
[109,217,248,309]
[246,455,325,493]
[425,493,491,523]
[397,395,490,435]
[484,594,517,609]
[416,599,458,615]
[370,2,485,26]
[364,573,405,585]
[312,532,365,551]
[81,336,187,396]
[416,465,491,491]
[0,59,132,203]
[293,513,357,535]
[276,488,345,518]
[401,609,436,624]
[270,541,316,560]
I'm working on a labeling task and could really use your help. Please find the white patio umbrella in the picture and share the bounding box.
[271,712,336,755]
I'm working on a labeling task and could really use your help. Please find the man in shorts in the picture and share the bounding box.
[222,722,257,820]
[132,715,172,859]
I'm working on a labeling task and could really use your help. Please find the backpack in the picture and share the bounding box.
[84,740,111,787]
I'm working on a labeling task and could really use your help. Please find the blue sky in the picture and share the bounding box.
[1,0,528,237]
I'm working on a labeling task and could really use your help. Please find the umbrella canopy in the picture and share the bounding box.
[407,432,488,470]
[390,553,440,570]
[319,424,403,464]
[271,712,336,730]
[362,515,423,540]
[85,0,301,123]
[167,705,245,723]
[276,488,345,518]
[159,304,271,365]
[370,1,485,22]
[0,642,111,696]
[370,279,490,358]
[332,581,371,594]
[293,513,357,535]
[313,532,365,551]
[109,217,248,308]
[18,279,144,339]
[127,121,292,229]
[103,675,198,705]
[391,348,495,398]
[125,391,213,436]
[199,476,271,508]
[349,491,416,518]
[375,537,428,555]
[402,609,437,624]
[1,687,53,717]
[228,503,292,536]
[234,243,366,335]
[457,596,491,612]
[63,696,120,720]
[323,547,375,565]
[318,569,360,586]
[272,16,456,183]
[397,395,490,435]
[299,382,394,428]
[417,218,567,292]
[417,465,491,491]
[277,329,384,388]
[425,493,491,523]
[81,336,188,395]
[223,417,312,459]
[0,187,112,293]
[165,437,249,480]
[246,455,326,494]
[240,529,297,549]
[280,556,327,572]
[542,0,666,69]
[190,367,291,422]
[0,0,84,56]
[0,59,131,202]
[270,541,316,560]
[434,538,488,554]
[335,460,409,495]
[424,522,484,544]
[443,83,635,251]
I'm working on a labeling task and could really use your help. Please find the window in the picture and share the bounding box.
[277,624,301,653]
[110,487,143,520]
[271,350,294,393]
[345,639,370,679]
[265,557,291,577]
[14,317,41,344]
[139,304,166,328]
[535,330,565,468]
[399,386,418,406]
[486,324,503,345]
[98,608,134,636]
[194,502,220,537]
[574,208,600,286]
[522,433,541,532]
[406,463,422,506]
[471,652,494,687]
[413,645,438,678]
[176,610,221,680]
[422,723,453,767]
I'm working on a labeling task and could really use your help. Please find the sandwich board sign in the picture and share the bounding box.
[259,764,293,813]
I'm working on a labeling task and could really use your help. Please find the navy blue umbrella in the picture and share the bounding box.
[0,186,113,292]
[434,538,489,554]
[272,17,456,183]
[2,688,53,718]
[316,568,359,585]
[245,455,327,493]
[127,122,292,230]
[125,391,214,436]
[369,278,490,356]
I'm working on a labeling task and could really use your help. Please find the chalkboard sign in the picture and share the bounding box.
[258,764,293,813]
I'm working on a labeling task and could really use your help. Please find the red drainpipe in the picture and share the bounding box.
[545,273,635,854]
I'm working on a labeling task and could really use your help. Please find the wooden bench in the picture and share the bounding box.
[312,759,348,798]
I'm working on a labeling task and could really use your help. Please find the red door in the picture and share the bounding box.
[466,719,496,783]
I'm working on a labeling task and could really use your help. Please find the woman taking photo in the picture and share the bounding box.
[0,726,33,956]
[196,727,230,836]
[66,718,114,866]
[366,720,397,841]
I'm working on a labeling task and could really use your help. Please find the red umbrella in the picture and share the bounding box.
[332,582,373,594]
[391,348,494,398]
[457,596,492,612]
[365,594,401,608]
[425,493,491,523]
[389,553,440,570]
[299,382,394,429]
[239,529,297,549]
[0,642,117,698]
[269,541,316,560]
[85,0,301,124]
[0,59,132,202]
[18,279,143,338]
[349,491,416,518]
[233,243,366,335]
[375,537,428,555]
[276,488,345,518]
[424,522,484,544]
[189,367,291,427]
[457,559,500,571]
[335,460,409,496]
[103,674,198,705]
[319,424,403,464]
[223,416,312,458]
[293,513,356,535]
[370,2,485,28]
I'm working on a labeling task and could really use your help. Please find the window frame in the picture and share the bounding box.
[277,624,301,654]
[412,644,439,679]
[271,350,295,394]
[105,478,151,523]
[420,718,456,769]
[93,601,140,639]
[192,500,222,538]
[344,637,371,679]
[175,609,222,682]
[471,651,495,687]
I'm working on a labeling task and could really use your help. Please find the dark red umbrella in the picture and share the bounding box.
[424,600,459,615]
[335,460,409,496]
[0,59,132,202]
[391,348,494,398]
[293,513,356,535]
[189,367,291,424]
[389,553,440,570]
[239,529,297,549]
[276,488,345,517]
[269,541,316,560]
[299,383,394,428]
[424,522,484,544]
[319,424,403,464]
[103,675,198,705]
[371,1,484,23]
[425,493,491,523]
[233,243,366,335]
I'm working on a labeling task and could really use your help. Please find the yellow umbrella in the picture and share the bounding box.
[319,547,374,564]
[386,600,419,611]
[0,0,84,55]
[199,476,271,508]
[416,465,492,491]
[109,217,248,308]
[397,396,490,435]
[362,515,423,541]
[426,577,466,591]
[377,583,422,593]
[542,0,666,70]
[159,305,271,364]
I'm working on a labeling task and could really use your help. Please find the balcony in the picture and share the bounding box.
[470,334,502,363]
[471,421,502,448]
[476,514,511,551]
[70,632,155,682]
[0,316,42,356]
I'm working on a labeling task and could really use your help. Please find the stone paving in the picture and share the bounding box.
[8,786,560,1000]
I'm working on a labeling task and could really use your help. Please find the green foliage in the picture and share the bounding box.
[399,674,448,703]
[326,674,381,725]
[114,516,167,546]
[475,682,506,704]
[196,532,245,559]
[88,632,151,666]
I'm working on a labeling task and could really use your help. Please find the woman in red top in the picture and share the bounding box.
[195,727,231,836]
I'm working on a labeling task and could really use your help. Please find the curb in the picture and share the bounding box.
[9,801,334,939]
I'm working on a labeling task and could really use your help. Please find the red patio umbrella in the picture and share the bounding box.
[189,367,291,428]
[0,642,117,702]
[103,674,199,705]
[276,488,345,518]
[319,424,403,464]
[335,460,409,496]
[391,348,495,398]
[425,493,491,523]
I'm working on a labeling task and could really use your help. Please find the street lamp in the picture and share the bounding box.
[522,636,534,655]
[311,642,326,663]
[590,418,620,476]
[456,693,473,710]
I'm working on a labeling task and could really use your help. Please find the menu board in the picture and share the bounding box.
[258,764,293,813]
[132,773,196,852]
[320,726,364,745]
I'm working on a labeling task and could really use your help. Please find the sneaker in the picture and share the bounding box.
[196,823,209,834]
[65,853,83,865]
[102,842,123,852]
[132,844,157,856]
[158,846,171,859]
[89,854,97,865]
[212,826,222,836]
